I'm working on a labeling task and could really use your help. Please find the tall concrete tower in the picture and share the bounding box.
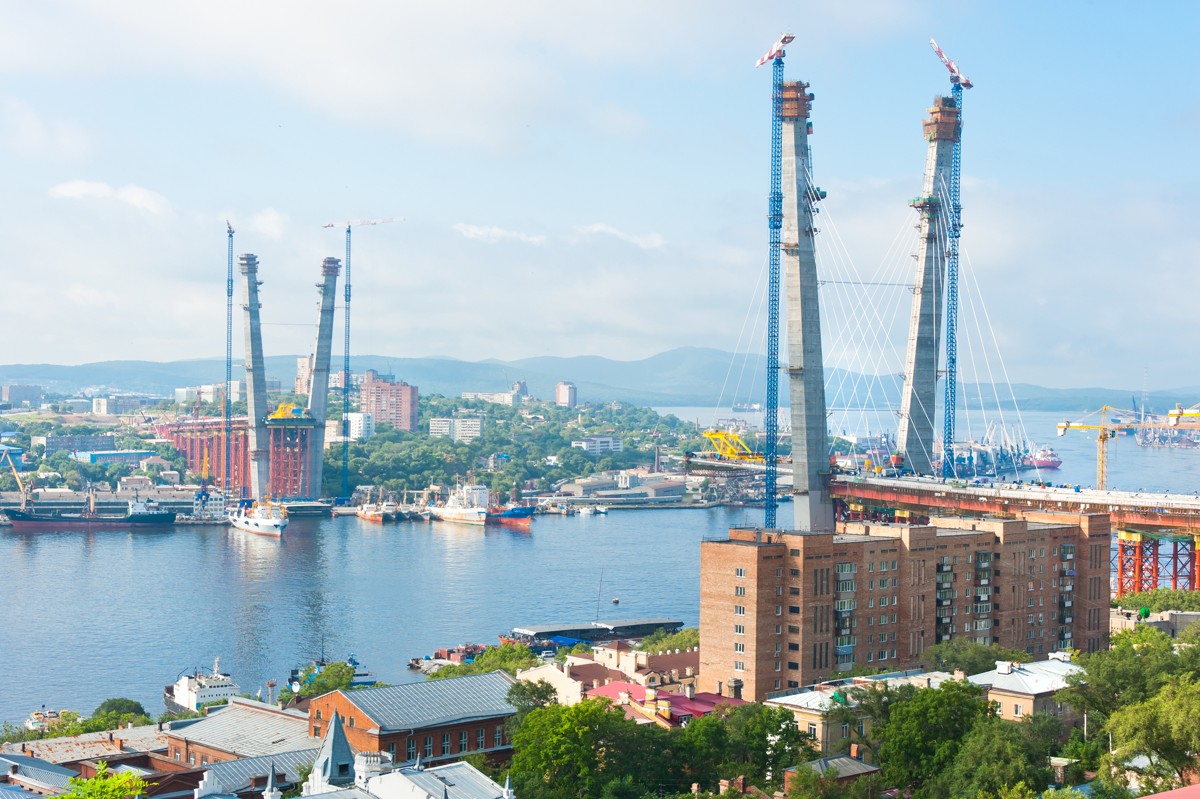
[896,97,960,475]
[239,253,271,500]
[781,81,834,532]
[305,257,341,497]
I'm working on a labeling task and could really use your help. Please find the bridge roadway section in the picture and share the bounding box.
[830,474,1200,534]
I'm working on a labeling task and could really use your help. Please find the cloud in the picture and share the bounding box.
[575,223,664,250]
[250,207,288,240]
[0,97,90,160]
[49,180,171,214]
[453,223,545,245]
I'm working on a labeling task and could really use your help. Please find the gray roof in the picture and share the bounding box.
[796,755,880,779]
[169,697,315,757]
[201,747,319,794]
[0,754,78,791]
[383,762,507,799]
[343,671,517,733]
[313,712,355,787]
[968,656,1081,696]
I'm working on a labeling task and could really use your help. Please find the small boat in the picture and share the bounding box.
[578,506,596,516]
[228,499,288,536]
[594,506,609,515]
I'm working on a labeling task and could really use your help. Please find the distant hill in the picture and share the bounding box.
[1,348,1197,413]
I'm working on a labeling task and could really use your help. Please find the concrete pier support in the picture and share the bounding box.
[896,97,960,475]
[239,253,271,500]
[781,82,834,532]
[305,257,341,497]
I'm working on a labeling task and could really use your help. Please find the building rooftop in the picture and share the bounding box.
[767,669,956,710]
[0,753,78,793]
[2,724,169,764]
[340,671,517,734]
[968,654,1081,696]
[380,762,509,799]
[198,747,319,796]
[167,697,314,758]
[793,754,880,779]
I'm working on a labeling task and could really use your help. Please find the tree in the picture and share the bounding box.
[59,762,149,799]
[1059,625,1178,724]
[506,679,558,730]
[278,661,364,705]
[93,699,148,718]
[917,638,1030,677]
[719,703,813,791]
[940,717,1052,799]
[637,627,699,653]
[827,680,919,763]
[1106,673,1200,785]
[878,679,990,794]
[428,643,539,680]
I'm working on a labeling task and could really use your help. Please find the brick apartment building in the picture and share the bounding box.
[306,671,517,767]
[699,513,1111,702]
[359,370,418,431]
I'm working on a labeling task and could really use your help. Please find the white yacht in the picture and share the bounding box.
[428,484,489,526]
[228,500,288,536]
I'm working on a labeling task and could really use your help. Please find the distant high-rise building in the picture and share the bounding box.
[359,370,418,431]
[2,385,42,407]
[429,417,483,443]
[555,381,577,408]
[345,412,375,440]
[296,355,313,395]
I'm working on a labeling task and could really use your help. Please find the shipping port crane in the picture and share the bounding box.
[930,38,971,478]
[1,448,28,509]
[321,217,399,500]
[224,221,234,498]
[1057,405,1155,490]
[756,32,794,528]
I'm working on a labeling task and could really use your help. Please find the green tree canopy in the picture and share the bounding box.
[939,716,1053,799]
[1059,624,1178,724]
[278,661,365,705]
[59,762,149,799]
[1106,673,1200,786]
[428,643,539,680]
[92,699,148,718]
[916,638,1030,677]
[878,679,991,794]
[636,627,699,653]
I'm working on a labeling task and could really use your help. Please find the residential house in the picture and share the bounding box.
[588,642,699,690]
[584,682,744,728]
[967,651,1082,723]
[0,753,77,795]
[2,724,170,765]
[785,755,880,792]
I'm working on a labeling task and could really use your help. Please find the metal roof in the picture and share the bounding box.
[0,754,78,791]
[200,747,319,795]
[168,698,315,757]
[795,755,880,779]
[968,657,1081,696]
[342,671,517,733]
[2,724,168,764]
[382,762,507,799]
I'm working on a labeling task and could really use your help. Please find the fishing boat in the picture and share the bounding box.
[228,499,288,536]
[428,484,489,526]
[163,657,241,714]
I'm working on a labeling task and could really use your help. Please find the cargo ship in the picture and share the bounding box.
[1020,446,1063,470]
[500,617,684,647]
[164,657,241,714]
[6,494,176,530]
[228,499,287,536]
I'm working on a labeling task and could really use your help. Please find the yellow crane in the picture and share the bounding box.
[1056,405,1153,490]
[702,430,764,463]
[1167,403,1200,428]
[1,448,29,509]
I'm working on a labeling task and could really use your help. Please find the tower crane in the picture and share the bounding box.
[1056,405,1155,490]
[756,32,793,529]
[224,221,234,498]
[321,217,400,500]
[930,38,971,478]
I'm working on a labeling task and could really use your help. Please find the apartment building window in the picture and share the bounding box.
[788,642,799,651]
[424,737,433,757]
[735,586,746,596]
[188,753,196,765]
[775,586,784,596]
[776,624,784,634]
[316,709,323,720]
[776,605,783,616]
[776,568,783,577]
[1014,704,1024,717]
[477,729,486,749]
[734,660,745,671]
[841,723,850,738]
[774,679,782,690]
[736,567,745,577]
[808,724,818,738]
[734,605,745,616]
[408,739,417,761]
[789,606,800,614]
[879,614,888,624]
[891,614,897,623]
[313,725,321,738]
[461,731,469,751]
[735,624,745,635]
[442,733,452,755]
[734,642,745,653]
[835,562,857,574]
[388,743,397,759]
[495,726,503,747]
[790,568,801,577]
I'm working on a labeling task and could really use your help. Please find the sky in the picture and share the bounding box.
[2,1,1198,390]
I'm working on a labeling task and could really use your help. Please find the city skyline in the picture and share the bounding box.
[3,2,1197,388]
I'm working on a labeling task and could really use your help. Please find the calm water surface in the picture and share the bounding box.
[1,506,762,724]
[7,408,1200,724]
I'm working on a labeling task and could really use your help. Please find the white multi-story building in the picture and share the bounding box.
[430,417,483,443]
[571,435,622,454]
[555,381,577,408]
[346,412,375,440]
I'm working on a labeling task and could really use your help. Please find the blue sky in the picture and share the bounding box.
[2,1,1197,389]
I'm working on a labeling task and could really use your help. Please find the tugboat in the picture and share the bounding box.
[228,499,288,536]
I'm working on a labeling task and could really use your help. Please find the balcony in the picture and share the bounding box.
[937,598,952,607]
[1061,598,1073,608]
[1062,615,1074,624]
[1062,553,1075,561]
[834,644,855,656]
[1061,568,1076,577]
[1062,584,1074,593]
[937,616,951,625]
[936,563,952,573]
